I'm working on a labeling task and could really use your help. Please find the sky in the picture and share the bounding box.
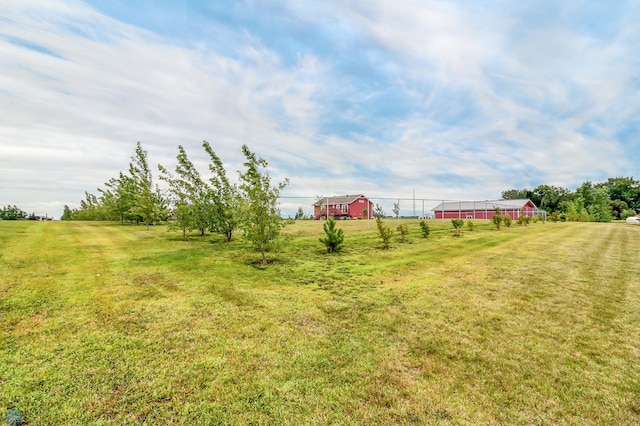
[1,0,639,219]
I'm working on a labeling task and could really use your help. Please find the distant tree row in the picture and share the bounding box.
[0,205,52,221]
[501,177,640,222]
[0,205,27,220]
[68,141,288,264]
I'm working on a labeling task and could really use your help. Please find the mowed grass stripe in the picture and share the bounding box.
[1,220,639,424]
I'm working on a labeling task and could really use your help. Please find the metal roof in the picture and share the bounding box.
[431,199,536,211]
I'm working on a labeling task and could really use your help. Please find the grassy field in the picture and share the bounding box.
[1,219,639,425]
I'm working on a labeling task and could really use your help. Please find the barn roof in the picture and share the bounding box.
[313,194,368,206]
[431,199,536,211]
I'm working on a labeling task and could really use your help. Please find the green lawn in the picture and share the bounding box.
[1,219,639,424]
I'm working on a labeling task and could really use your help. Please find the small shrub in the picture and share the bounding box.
[466,219,474,231]
[376,216,393,249]
[533,214,545,223]
[491,207,502,229]
[419,220,430,238]
[517,215,527,225]
[621,208,637,219]
[397,224,409,242]
[319,217,344,253]
[502,214,512,227]
[451,218,464,236]
[548,211,560,222]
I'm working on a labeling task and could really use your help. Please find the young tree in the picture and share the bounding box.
[419,220,430,238]
[129,142,164,229]
[319,217,345,253]
[373,203,385,219]
[73,191,108,220]
[376,216,393,249]
[203,141,240,242]
[158,162,196,241]
[159,145,214,239]
[102,172,136,224]
[393,201,400,225]
[451,218,464,236]
[491,207,502,229]
[373,203,393,248]
[562,197,590,221]
[397,224,409,242]
[238,145,289,264]
[294,207,306,220]
[61,205,73,221]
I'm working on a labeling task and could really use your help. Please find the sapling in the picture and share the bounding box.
[451,218,464,236]
[319,217,345,253]
[419,220,430,238]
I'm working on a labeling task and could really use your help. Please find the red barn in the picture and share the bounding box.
[432,199,544,220]
[313,194,374,220]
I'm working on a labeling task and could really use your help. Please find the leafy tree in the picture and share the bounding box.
[502,214,513,227]
[376,216,393,249]
[238,145,289,264]
[319,217,345,253]
[159,145,214,239]
[204,141,240,242]
[102,172,136,224]
[501,189,531,200]
[532,184,571,213]
[294,207,306,220]
[587,187,613,222]
[561,197,590,221]
[597,176,640,211]
[419,220,430,238]
[451,218,464,236]
[491,207,502,229]
[72,191,109,220]
[158,164,197,241]
[0,205,27,220]
[466,219,474,231]
[397,224,408,242]
[129,142,164,229]
[61,205,73,221]
[609,199,629,220]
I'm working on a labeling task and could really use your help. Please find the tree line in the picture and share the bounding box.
[65,141,288,264]
[501,177,640,222]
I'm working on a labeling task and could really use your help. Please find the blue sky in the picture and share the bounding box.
[1,0,639,218]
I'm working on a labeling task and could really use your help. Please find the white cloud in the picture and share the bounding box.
[1,0,639,218]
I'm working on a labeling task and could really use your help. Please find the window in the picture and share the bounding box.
[342,204,349,213]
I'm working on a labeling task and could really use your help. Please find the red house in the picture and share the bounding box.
[432,199,544,220]
[313,194,374,220]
